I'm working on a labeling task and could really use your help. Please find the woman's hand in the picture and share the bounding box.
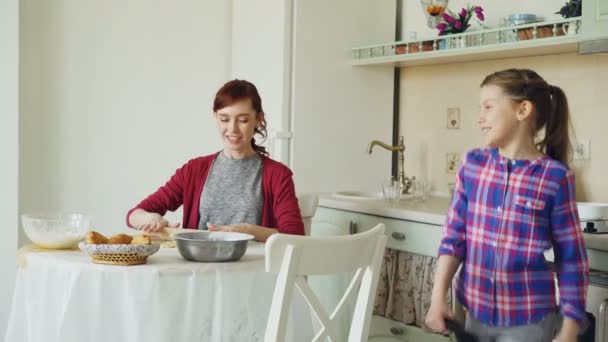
[424,299,454,334]
[139,215,180,233]
[207,223,278,242]
[129,209,180,233]
[207,223,252,234]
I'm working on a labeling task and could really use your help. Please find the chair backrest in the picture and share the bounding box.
[297,193,318,236]
[264,224,387,342]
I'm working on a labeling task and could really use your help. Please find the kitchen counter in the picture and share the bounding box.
[584,235,608,251]
[318,194,451,225]
[319,194,608,252]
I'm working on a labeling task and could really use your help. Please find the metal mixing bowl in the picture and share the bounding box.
[173,231,255,262]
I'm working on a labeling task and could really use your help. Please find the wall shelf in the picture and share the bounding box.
[352,18,582,67]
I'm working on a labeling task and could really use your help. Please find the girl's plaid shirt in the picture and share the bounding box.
[439,148,589,328]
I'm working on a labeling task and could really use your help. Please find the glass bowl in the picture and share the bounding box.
[22,213,91,249]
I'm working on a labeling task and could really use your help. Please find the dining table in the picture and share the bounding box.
[4,241,315,342]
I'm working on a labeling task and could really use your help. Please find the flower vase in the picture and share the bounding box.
[562,21,579,35]
[449,36,466,49]
[458,36,466,48]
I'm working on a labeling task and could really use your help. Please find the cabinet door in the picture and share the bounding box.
[357,213,443,257]
[368,315,453,342]
[290,0,395,194]
[582,0,608,39]
[309,207,360,341]
[311,207,359,237]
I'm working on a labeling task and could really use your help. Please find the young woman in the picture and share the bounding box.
[126,79,304,242]
[425,69,589,342]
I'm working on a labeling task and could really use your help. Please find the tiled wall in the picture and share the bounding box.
[401,53,608,202]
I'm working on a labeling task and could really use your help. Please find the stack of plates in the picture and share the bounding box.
[506,13,538,26]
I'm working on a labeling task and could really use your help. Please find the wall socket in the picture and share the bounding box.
[447,107,460,129]
[446,152,460,173]
[573,139,590,160]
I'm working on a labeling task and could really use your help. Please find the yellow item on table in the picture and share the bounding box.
[16,244,79,268]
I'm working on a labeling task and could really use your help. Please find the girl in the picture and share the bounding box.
[126,79,304,241]
[425,69,589,342]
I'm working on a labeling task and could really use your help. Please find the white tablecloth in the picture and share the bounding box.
[5,242,314,342]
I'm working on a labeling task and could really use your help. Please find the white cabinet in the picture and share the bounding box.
[582,0,608,39]
[311,207,449,342]
[357,214,443,257]
[231,0,395,192]
[289,0,395,194]
[312,206,360,237]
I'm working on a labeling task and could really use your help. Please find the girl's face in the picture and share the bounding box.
[478,85,522,148]
[215,99,263,156]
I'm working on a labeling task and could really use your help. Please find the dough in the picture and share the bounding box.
[107,233,133,245]
[160,241,176,248]
[85,231,109,244]
[131,234,152,245]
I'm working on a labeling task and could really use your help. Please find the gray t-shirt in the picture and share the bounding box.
[198,152,263,229]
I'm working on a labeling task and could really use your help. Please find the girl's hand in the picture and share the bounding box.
[554,333,576,342]
[425,299,454,334]
[554,318,579,342]
[138,213,180,233]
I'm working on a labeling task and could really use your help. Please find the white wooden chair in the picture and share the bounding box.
[297,193,318,236]
[264,224,387,342]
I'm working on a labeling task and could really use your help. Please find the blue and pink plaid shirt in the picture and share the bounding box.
[439,148,589,328]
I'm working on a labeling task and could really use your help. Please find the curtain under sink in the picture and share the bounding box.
[374,249,451,328]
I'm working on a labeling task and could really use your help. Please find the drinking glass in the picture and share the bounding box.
[412,179,431,202]
[382,180,401,204]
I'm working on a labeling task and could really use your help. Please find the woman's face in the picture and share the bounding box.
[478,85,521,148]
[215,99,263,156]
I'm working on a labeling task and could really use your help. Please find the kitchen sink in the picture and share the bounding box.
[332,191,384,200]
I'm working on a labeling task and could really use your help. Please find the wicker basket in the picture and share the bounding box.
[91,253,149,265]
[79,242,160,266]
[395,41,434,54]
[517,25,565,40]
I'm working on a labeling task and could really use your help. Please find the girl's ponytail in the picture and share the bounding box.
[541,85,572,164]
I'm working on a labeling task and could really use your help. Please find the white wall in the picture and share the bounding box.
[20,0,232,235]
[231,0,293,164]
[401,53,608,201]
[0,0,19,337]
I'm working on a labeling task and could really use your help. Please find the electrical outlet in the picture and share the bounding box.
[573,139,590,160]
[446,152,460,173]
[447,107,460,129]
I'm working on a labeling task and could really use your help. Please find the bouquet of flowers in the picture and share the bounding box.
[556,0,581,18]
[436,5,484,35]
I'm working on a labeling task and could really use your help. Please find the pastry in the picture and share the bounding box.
[160,241,176,248]
[85,231,109,244]
[107,233,133,245]
[131,234,152,245]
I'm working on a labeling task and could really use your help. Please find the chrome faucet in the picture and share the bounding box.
[367,136,415,194]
